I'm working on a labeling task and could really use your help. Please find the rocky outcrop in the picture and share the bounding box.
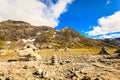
[101,38,120,47]
[98,47,109,55]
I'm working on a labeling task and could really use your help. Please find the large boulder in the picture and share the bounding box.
[17,48,37,57]
[17,48,41,61]
[24,43,37,51]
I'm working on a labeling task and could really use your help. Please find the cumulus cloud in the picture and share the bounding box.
[86,11,120,38]
[0,0,73,27]
[99,34,120,38]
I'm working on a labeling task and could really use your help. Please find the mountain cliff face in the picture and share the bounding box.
[101,38,120,47]
[0,20,114,49]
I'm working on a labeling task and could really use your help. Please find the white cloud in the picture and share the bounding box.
[106,0,111,5]
[87,11,120,37]
[0,0,73,27]
[99,34,120,38]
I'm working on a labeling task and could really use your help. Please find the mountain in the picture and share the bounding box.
[0,20,114,49]
[101,38,120,47]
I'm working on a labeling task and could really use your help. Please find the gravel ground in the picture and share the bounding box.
[0,53,120,80]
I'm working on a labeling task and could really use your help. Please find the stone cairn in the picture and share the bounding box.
[16,42,41,61]
[98,47,109,55]
[64,46,68,51]
[51,55,58,65]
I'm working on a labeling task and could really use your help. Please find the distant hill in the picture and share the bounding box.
[101,38,120,47]
[0,20,114,49]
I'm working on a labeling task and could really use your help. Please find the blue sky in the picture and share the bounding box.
[0,0,120,39]
[55,0,120,38]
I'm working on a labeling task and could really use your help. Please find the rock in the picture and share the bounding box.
[98,47,109,55]
[116,53,120,58]
[0,77,5,80]
[72,77,79,80]
[114,48,120,53]
[33,69,48,78]
[7,59,17,62]
[59,62,64,65]
[5,76,14,80]
[74,71,79,78]
[18,57,30,61]
[49,78,54,80]
[65,60,71,64]
[15,42,42,61]
[67,69,79,79]
[22,65,28,69]
[24,43,37,51]
[17,48,36,57]
[41,70,48,78]
[94,78,100,80]
[5,77,10,80]
[0,73,5,76]
[34,55,41,61]
[118,53,120,57]
[33,69,43,75]
[81,76,91,80]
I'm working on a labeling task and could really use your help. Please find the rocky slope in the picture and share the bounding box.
[101,38,120,47]
[0,20,113,49]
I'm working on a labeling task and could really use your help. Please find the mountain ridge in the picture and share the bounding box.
[101,38,120,47]
[0,20,114,49]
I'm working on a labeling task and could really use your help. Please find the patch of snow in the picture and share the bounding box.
[22,39,35,43]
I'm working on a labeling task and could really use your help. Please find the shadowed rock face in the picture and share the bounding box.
[101,38,120,47]
[98,47,109,55]
[115,48,120,53]
[116,53,120,59]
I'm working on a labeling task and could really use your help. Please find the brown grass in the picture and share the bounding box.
[0,48,116,60]
[38,48,116,59]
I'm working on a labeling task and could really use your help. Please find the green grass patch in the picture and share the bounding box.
[0,40,4,46]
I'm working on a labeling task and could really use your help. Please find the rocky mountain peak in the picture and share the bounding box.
[0,20,114,48]
[0,20,30,25]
